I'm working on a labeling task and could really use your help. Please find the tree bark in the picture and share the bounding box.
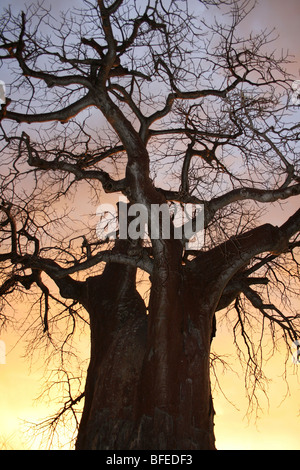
[75,217,300,450]
[75,241,148,450]
[76,239,217,450]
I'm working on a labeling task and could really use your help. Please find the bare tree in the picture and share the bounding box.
[0,0,299,450]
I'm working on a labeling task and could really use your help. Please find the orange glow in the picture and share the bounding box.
[212,323,300,450]
[0,303,299,450]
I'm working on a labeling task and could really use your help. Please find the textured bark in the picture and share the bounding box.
[76,240,217,450]
[75,220,298,450]
[131,274,216,450]
[75,242,147,450]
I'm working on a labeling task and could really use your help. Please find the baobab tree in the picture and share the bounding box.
[0,0,299,450]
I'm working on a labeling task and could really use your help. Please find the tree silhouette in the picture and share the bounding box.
[0,0,299,450]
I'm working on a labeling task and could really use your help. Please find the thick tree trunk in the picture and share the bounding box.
[75,241,148,450]
[76,240,217,450]
[130,240,216,450]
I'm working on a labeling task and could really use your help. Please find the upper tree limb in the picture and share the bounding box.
[187,208,300,292]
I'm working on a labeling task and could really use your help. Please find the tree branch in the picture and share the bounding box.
[1,93,95,124]
[188,208,300,301]
[241,284,299,343]
[207,186,300,224]
[20,131,126,193]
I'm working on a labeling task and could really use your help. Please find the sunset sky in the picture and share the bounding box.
[0,0,299,450]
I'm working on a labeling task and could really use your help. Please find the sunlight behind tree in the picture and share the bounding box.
[0,0,299,450]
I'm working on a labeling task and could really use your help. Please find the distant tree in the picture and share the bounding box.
[0,0,299,450]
